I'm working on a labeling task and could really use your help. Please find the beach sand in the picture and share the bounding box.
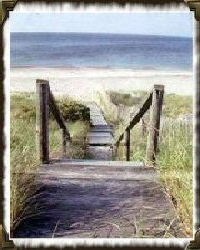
[10,67,193,101]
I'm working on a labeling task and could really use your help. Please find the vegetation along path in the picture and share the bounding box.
[13,81,185,238]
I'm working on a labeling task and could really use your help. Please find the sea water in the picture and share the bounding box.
[10,32,192,71]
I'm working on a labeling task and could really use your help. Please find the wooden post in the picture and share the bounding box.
[146,85,164,164]
[62,128,67,157]
[115,142,119,159]
[194,16,200,233]
[36,79,50,164]
[126,128,131,161]
[142,118,146,137]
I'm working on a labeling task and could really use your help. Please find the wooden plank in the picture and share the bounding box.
[36,79,50,164]
[14,159,185,238]
[126,128,131,161]
[89,135,113,145]
[90,128,113,132]
[90,128,113,136]
[39,162,156,179]
[146,85,164,163]
[87,102,114,157]
[88,103,108,126]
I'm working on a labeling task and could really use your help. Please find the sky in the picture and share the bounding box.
[10,12,193,37]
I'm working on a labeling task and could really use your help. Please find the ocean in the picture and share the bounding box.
[10,32,193,71]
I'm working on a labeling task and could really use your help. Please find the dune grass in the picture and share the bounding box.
[158,120,193,236]
[100,90,193,237]
[10,93,90,233]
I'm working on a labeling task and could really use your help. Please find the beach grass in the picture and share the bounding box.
[158,120,193,236]
[101,90,193,237]
[10,93,90,232]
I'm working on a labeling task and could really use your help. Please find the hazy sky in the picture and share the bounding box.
[10,12,193,37]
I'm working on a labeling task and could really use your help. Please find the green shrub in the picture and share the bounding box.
[58,97,90,121]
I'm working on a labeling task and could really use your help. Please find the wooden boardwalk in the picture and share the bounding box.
[13,82,185,238]
[14,160,185,238]
[87,103,114,146]
[86,102,114,160]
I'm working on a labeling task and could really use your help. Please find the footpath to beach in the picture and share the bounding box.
[86,102,114,160]
[14,83,186,238]
[15,160,184,238]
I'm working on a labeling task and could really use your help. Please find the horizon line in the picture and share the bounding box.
[10,31,193,39]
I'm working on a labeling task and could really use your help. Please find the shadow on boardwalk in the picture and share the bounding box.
[14,162,185,238]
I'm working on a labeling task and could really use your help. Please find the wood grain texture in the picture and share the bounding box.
[126,128,131,161]
[49,91,70,139]
[86,103,114,159]
[36,80,71,162]
[115,85,164,164]
[146,86,164,163]
[36,79,50,164]
[13,160,185,238]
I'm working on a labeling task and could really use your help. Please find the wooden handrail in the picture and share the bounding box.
[49,91,71,139]
[36,79,71,163]
[115,84,164,163]
[115,91,152,145]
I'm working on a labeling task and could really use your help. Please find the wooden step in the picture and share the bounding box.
[91,125,113,129]
[45,159,144,168]
[38,160,155,181]
[14,159,185,238]
[88,132,112,137]
[88,135,114,146]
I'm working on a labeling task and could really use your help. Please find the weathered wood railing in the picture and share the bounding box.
[36,79,71,163]
[115,84,164,163]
